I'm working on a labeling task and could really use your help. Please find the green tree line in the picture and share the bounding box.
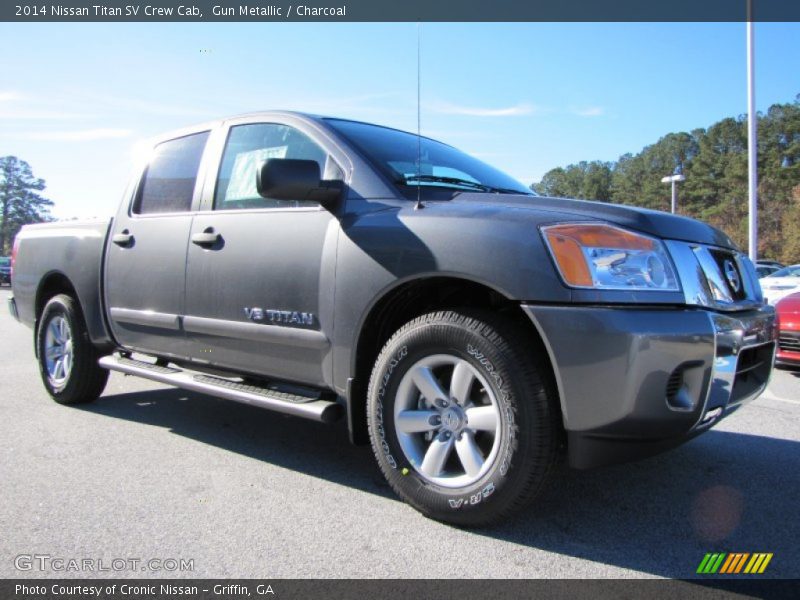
[532,95,800,263]
[0,156,53,254]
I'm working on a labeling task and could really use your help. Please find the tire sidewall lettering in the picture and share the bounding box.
[375,345,408,470]
[466,343,515,479]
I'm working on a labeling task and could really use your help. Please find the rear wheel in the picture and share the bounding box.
[37,294,109,404]
[367,310,560,526]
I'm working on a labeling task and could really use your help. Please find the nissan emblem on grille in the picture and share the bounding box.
[723,260,741,293]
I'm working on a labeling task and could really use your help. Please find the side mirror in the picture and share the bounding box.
[256,158,342,209]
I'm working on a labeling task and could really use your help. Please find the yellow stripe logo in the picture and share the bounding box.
[697,552,773,574]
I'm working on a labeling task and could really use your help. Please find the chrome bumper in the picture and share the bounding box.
[700,309,777,426]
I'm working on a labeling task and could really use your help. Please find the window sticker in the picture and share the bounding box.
[224,146,287,202]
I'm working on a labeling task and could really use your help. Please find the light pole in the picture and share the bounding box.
[661,173,686,214]
[746,0,758,261]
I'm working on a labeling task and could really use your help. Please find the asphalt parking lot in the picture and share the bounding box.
[0,287,798,580]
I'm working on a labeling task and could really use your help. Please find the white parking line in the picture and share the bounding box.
[759,390,800,405]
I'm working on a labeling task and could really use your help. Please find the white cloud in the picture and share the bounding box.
[0,88,212,122]
[0,90,86,119]
[0,91,88,119]
[78,92,213,118]
[427,100,538,117]
[0,108,88,120]
[574,106,605,117]
[18,128,133,141]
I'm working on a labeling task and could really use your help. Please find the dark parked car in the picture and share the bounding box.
[0,256,10,285]
[776,292,800,367]
[757,259,786,269]
[8,112,777,525]
[757,264,781,278]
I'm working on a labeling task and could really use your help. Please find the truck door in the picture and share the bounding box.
[104,130,211,359]
[183,121,343,387]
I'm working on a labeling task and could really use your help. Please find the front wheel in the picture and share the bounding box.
[367,310,560,526]
[37,294,109,405]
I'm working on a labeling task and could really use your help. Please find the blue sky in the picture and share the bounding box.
[1,22,798,218]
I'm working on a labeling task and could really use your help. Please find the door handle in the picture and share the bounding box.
[191,227,220,247]
[111,230,133,247]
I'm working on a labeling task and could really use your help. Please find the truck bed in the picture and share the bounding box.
[12,218,113,347]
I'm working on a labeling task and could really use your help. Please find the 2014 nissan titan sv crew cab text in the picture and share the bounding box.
[8,112,777,525]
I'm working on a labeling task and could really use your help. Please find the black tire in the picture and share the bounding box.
[366,310,560,527]
[36,294,109,405]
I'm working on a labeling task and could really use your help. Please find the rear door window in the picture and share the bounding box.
[134,131,210,214]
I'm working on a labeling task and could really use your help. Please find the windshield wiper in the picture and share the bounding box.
[399,174,491,191]
[399,175,533,195]
[486,186,536,196]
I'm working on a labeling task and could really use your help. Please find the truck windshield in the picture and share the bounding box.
[326,118,534,196]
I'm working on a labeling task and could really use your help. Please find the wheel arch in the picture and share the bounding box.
[36,271,78,316]
[347,275,563,444]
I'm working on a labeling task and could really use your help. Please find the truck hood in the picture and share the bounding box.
[451,193,738,250]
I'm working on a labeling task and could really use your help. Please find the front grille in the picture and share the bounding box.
[686,244,758,309]
[779,332,800,353]
[730,343,774,405]
[709,249,747,301]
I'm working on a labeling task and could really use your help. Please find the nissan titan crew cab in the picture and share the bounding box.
[8,112,776,526]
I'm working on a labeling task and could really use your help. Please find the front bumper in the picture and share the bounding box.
[8,295,19,321]
[523,303,776,469]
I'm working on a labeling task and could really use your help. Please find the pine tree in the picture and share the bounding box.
[0,156,54,254]
[532,96,800,262]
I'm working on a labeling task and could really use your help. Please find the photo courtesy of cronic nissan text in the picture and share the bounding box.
[0,1,798,598]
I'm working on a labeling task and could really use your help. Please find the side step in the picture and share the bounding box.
[98,355,343,424]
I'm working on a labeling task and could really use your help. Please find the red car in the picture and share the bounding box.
[776,292,800,367]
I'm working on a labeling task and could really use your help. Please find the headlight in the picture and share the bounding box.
[541,223,680,291]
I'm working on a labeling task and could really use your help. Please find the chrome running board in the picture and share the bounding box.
[98,355,343,424]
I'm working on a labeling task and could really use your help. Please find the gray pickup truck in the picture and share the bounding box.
[9,112,776,525]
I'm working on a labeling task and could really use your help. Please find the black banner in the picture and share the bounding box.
[3,0,800,22]
[2,579,799,600]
